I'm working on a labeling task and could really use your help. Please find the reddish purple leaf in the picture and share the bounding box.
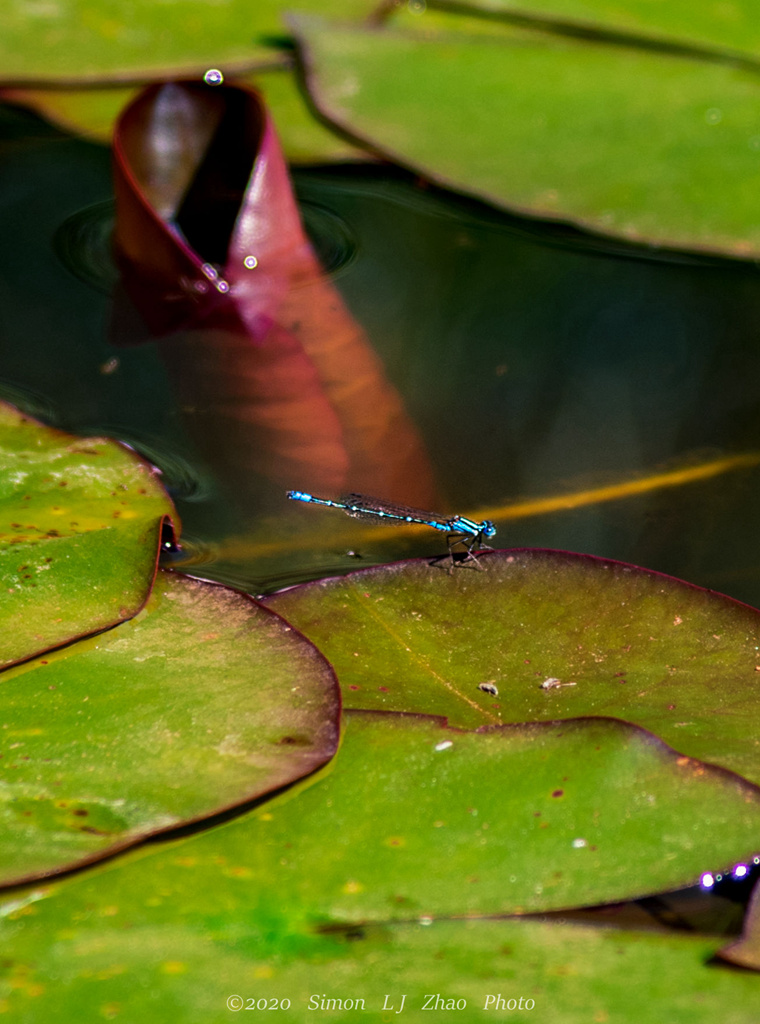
[112,82,436,504]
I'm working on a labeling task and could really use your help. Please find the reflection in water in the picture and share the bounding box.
[5,99,760,598]
[109,82,437,509]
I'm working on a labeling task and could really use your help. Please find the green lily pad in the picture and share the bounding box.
[2,913,759,1023]
[264,550,760,786]
[719,880,760,971]
[0,569,339,885]
[438,0,760,62]
[5,710,760,912]
[0,0,376,83]
[0,402,177,668]
[294,14,760,258]
[2,709,760,1019]
[0,66,367,161]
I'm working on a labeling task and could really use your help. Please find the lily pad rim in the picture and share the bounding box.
[266,544,760,619]
[0,53,291,90]
[290,14,760,263]
[0,568,343,891]
[0,398,181,532]
[351,705,760,814]
[0,400,182,670]
[427,0,760,73]
[299,707,760,909]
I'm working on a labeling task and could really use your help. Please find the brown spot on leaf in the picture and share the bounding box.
[552,789,564,798]
[276,735,311,746]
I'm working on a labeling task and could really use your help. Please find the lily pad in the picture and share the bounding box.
[438,0,760,62]
[0,0,377,83]
[264,550,760,786]
[0,66,366,161]
[294,14,760,258]
[2,912,760,1023]
[5,710,760,911]
[2,710,760,1020]
[0,569,339,885]
[0,402,176,668]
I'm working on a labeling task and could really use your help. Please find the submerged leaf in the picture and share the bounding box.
[0,570,339,885]
[264,550,760,786]
[112,81,436,505]
[0,402,176,668]
[719,879,760,971]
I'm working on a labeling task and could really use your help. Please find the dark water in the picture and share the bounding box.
[3,101,760,600]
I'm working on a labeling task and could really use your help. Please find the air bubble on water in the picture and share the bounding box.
[244,255,258,269]
[204,69,224,86]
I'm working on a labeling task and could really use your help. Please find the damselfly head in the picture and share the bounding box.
[482,520,496,539]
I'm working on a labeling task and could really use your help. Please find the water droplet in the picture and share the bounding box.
[201,263,218,280]
[700,872,715,888]
[571,838,587,848]
[734,864,748,878]
[434,740,453,752]
[418,916,433,926]
[705,107,722,125]
[408,0,427,12]
[215,279,230,293]
[243,255,258,269]
[204,69,224,86]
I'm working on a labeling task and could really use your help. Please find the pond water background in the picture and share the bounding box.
[3,100,760,601]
